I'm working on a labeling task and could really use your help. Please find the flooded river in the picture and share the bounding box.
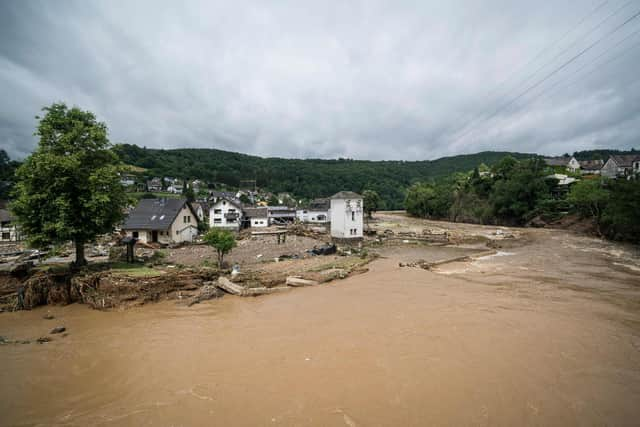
[1,226,640,426]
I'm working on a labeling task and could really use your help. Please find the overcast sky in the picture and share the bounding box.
[1,0,639,161]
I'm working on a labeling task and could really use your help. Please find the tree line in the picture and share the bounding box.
[405,156,640,243]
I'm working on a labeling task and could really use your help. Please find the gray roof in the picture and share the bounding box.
[578,159,604,169]
[244,207,268,218]
[543,157,571,167]
[609,155,640,167]
[123,198,195,230]
[308,198,330,210]
[331,191,362,199]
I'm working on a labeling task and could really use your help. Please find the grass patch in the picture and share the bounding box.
[110,262,164,277]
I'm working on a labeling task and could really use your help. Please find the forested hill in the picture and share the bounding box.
[114,144,535,209]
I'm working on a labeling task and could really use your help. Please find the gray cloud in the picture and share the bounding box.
[1,0,639,160]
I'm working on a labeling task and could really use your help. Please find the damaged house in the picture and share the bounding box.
[122,198,199,244]
[209,196,243,230]
[296,198,330,223]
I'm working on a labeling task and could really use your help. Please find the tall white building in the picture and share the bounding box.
[209,197,243,230]
[330,191,363,240]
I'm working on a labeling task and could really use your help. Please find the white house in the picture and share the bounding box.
[330,191,363,241]
[601,155,640,179]
[544,156,580,172]
[243,207,269,228]
[296,198,330,223]
[122,198,198,244]
[209,197,243,230]
[0,208,22,242]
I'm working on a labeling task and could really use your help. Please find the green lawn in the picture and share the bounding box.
[109,262,165,277]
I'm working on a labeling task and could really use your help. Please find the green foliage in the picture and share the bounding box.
[601,180,640,242]
[362,190,383,218]
[115,143,534,209]
[406,157,552,226]
[203,228,237,267]
[11,103,128,266]
[489,158,551,224]
[0,149,21,199]
[239,193,251,204]
[567,179,609,228]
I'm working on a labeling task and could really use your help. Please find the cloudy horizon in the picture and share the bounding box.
[1,0,639,161]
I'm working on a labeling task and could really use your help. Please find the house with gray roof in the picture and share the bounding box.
[296,198,330,223]
[543,156,580,172]
[601,155,640,179]
[122,198,198,244]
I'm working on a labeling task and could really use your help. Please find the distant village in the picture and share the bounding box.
[1,152,638,245]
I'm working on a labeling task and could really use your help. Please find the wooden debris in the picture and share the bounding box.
[286,277,320,287]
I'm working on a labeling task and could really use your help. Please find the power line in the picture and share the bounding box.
[526,27,640,105]
[482,0,611,100]
[451,8,640,144]
[450,0,631,141]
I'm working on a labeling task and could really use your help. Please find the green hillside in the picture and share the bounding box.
[114,144,536,209]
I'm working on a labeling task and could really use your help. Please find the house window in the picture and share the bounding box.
[1,232,9,240]
[132,231,139,238]
[214,219,221,223]
[214,209,222,214]
[351,211,355,221]
[184,215,190,223]
[176,230,179,235]
[228,208,236,213]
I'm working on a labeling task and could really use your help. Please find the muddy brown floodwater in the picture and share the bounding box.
[1,222,640,426]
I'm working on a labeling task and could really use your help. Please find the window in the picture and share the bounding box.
[2,232,9,240]
[351,211,355,221]
[132,231,139,238]
[184,215,191,223]
[214,209,222,214]
[228,208,236,213]
[176,230,179,235]
[214,218,221,224]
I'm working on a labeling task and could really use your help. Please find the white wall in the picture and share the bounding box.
[251,218,268,227]
[209,199,242,229]
[296,209,330,223]
[330,198,363,238]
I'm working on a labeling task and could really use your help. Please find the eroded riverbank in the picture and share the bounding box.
[1,217,639,426]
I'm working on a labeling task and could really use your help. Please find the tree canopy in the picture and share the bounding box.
[203,228,237,267]
[11,103,128,266]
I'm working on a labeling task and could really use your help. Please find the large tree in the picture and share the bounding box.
[362,190,382,219]
[12,103,128,266]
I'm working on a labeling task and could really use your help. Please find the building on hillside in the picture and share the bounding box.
[119,173,136,187]
[296,198,330,223]
[601,155,640,179]
[543,156,580,172]
[146,177,163,192]
[267,206,297,225]
[167,181,184,194]
[0,208,23,242]
[578,159,604,175]
[209,197,243,230]
[330,191,363,242]
[243,207,268,228]
[122,198,198,244]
